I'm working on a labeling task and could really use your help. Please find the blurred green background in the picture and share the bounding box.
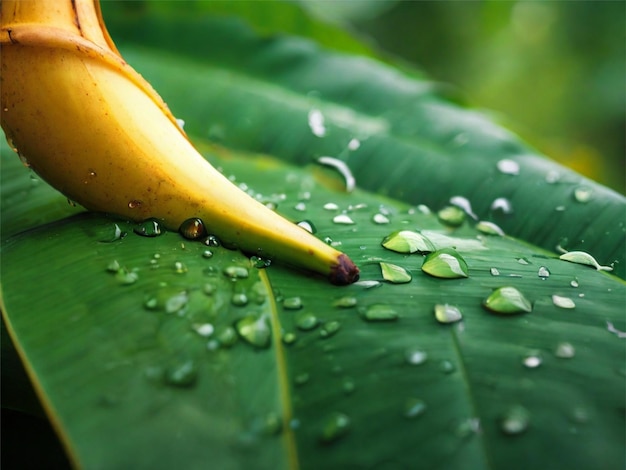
[302,0,625,194]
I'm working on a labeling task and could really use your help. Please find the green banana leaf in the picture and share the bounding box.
[1,2,624,469]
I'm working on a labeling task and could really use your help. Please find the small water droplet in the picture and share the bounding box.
[545,170,560,183]
[500,405,530,435]
[490,197,514,214]
[323,202,339,211]
[372,213,390,224]
[559,251,612,271]
[476,221,505,236]
[554,342,575,358]
[318,156,356,192]
[235,315,271,348]
[483,286,532,314]
[320,412,351,444]
[165,291,188,314]
[573,187,593,203]
[203,235,220,247]
[450,196,478,220]
[381,230,435,254]
[106,259,121,273]
[282,331,297,345]
[404,398,427,419]
[308,109,326,137]
[437,205,465,227]
[294,202,307,212]
[250,255,271,269]
[380,262,412,283]
[537,266,550,279]
[127,200,142,209]
[224,266,249,279]
[517,257,530,265]
[552,295,575,309]
[497,159,520,175]
[490,267,501,276]
[360,304,399,322]
[320,321,341,339]
[606,321,626,338]
[348,138,361,150]
[354,280,381,289]
[202,250,213,259]
[294,372,310,386]
[115,267,138,285]
[179,218,208,240]
[165,360,198,387]
[173,261,187,274]
[217,326,238,347]
[231,292,248,307]
[296,312,319,331]
[405,347,428,365]
[133,218,163,237]
[421,249,469,279]
[570,279,579,288]
[439,360,456,374]
[434,304,463,324]
[333,214,355,225]
[522,351,542,368]
[333,296,357,308]
[297,220,316,233]
[283,297,303,310]
[192,323,214,337]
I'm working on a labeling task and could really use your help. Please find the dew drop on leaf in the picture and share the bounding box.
[106,259,121,273]
[380,262,412,283]
[282,331,297,345]
[202,250,213,259]
[297,220,316,233]
[405,348,428,365]
[500,405,530,435]
[522,351,543,368]
[217,326,238,348]
[372,213,390,224]
[115,267,138,285]
[559,251,613,271]
[343,379,356,395]
[283,297,303,310]
[165,360,198,388]
[133,218,163,237]
[381,230,435,254]
[320,412,351,444]
[450,196,478,220]
[421,249,469,279]
[296,312,319,331]
[192,323,214,337]
[404,398,427,419]
[490,267,500,276]
[483,286,532,314]
[537,266,551,279]
[554,342,576,358]
[323,202,339,211]
[552,294,575,309]
[490,197,514,214]
[165,291,188,314]
[360,304,399,322]
[476,221,505,236]
[231,292,248,307]
[319,321,341,339]
[437,205,465,227]
[333,296,357,308]
[235,315,271,348]
[333,214,355,225]
[573,187,593,203]
[223,266,249,279]
[434,304,463,324]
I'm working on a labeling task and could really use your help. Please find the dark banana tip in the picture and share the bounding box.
[329,254,360,285]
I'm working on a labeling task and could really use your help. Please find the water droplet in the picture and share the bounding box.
[127,200,142,209]
[570,279,579,288]
[320,412,351,444]
[490,267,501,276]
[320,321,341,339]
[517,257,530,265]
[179,218,207,240]
[165,291,188,314]
[545,170,560,183]
[308,109,326,137]
[490,197,514,214]
[522,352,542,368]
[296,312,319,331]
[165,360,198,387]
[476,221,505,236]
[348,138,361,150]
[283,297,303,310]
[106,260,121,273]
[250,255,271,269]
[455,418,481,438]
[317,156,356,192]
[439,360,456,374]
[224,266,249,279]
[323,202,339,211]
[372,213,390,224]
[559,251,613,271]
[192,323,214,337]
[450,196,478,220]
[552,295,575,309]
[203,235,220,247]
[297,220,316,233]
[605,321,626,338]
[434,304,463,324]
[405,348,428,365]
[497,159,520,175]
[282,331,297,345]
[133,218,163,237]
[294,372,310,386]
[231,292,248,307]
[554,342,575,358]
[333,214,355,225]
[404,398,427,419]
[217,326,238,347]
[381,230,435,254]
[235,315,271,348]
[115,267,138,285]
[333,296,357,308]
[537,266,550,279]
[483,286,532,314]
[174,261,187,274]
[360,304,399,322]
[421,249,469,279]
[380,262,412,283]
[294,202,307,212]
[354,280,381,289]
[573,187,593,203]
[202,250,213,259]
[437,205,465,227]
[500,405,530,435]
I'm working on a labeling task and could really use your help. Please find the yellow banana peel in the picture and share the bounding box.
[0,0,359,284]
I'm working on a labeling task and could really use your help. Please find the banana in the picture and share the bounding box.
[0,0,359,284]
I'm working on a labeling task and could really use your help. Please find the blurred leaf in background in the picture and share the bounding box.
[302,0,625,193]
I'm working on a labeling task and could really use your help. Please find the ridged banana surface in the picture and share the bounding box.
[0,0,359,284]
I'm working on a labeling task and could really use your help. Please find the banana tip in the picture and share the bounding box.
[329,254,360,285]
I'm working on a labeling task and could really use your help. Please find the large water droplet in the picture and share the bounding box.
[500,405,530,435]
[235,315,271,348]
[380,262,412,283]
[296,312,319,331]
[552,294,575,309]
[537,266,550,279]
[434,304,463,324]
[559,251,613,271]
[320,412,351,444]
[297,220,316,233]
[483,287,532,314]
[361,304,399,322]
[421,249,469,279]
[381,230,435,254]
[133,218,163,237]
[179,218,208,240]
[404,398,427,419]
[437,206,465,227]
